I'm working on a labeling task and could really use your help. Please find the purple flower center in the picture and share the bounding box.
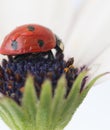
[0,51,87,104]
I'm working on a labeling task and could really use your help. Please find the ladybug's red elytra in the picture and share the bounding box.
[0,24,64,57]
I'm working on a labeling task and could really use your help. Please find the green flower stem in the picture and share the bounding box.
[0,72,107,130]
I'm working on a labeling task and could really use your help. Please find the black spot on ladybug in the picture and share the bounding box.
[11,40,18,50]
[38,40,44,47]
[27,26,35,31]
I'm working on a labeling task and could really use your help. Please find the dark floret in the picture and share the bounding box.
[0,51,88,104]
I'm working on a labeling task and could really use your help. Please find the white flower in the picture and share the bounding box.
[0,0,110,130]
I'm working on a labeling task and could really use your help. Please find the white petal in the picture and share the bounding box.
[64,0,110,84]
[89,46,110,84]
[0,0,53,40]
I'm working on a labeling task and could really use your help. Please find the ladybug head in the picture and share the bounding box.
[55,35,64,52]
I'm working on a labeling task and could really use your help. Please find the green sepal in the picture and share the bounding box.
[49,76,66,130]
[58,72,108,128]
[58,71,88,127]
[21,75,38,129]
[65,73,109,126]
[78,73,108,105]
[0,72,108,130]
[0,97,26,130]
[36,80,52,130]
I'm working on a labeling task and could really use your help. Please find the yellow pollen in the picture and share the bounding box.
[64,65,74,72]
[20,87,25,93]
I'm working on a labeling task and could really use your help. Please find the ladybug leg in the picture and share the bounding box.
[47,51,54,60]
[14,53,31,62]
[49,51,55,60]
[7,56,13,62]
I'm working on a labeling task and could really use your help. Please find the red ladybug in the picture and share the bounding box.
[0,24,64,56]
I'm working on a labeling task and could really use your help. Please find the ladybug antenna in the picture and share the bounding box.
[55,35,64,52]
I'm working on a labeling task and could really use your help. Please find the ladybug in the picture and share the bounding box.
[0,24,64,60]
